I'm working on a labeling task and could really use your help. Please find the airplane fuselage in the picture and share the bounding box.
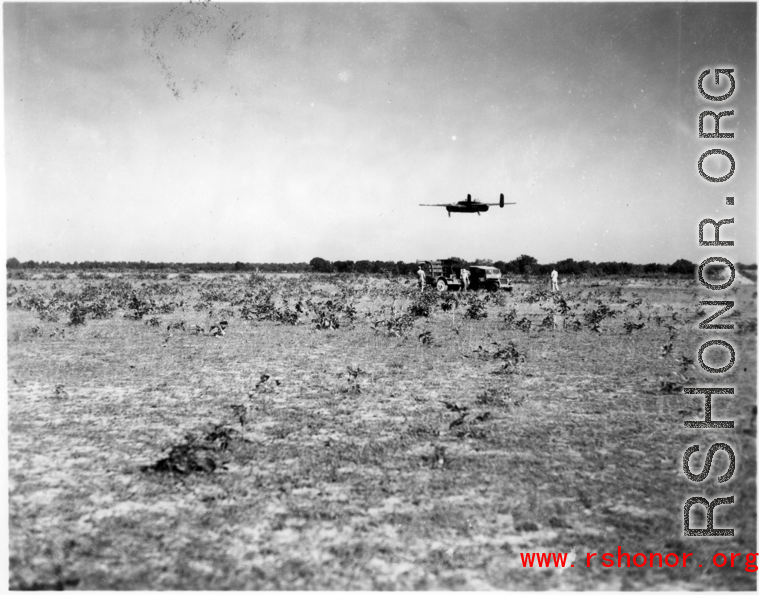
[446,203,490,214]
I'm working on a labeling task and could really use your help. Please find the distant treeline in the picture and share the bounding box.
[6,255,757,277]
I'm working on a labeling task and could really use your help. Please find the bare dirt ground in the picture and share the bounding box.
[7,272,757,589]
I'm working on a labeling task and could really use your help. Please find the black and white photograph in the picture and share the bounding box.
[4,1,757,590]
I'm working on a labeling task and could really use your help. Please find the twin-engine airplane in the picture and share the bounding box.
[420,193,516,217]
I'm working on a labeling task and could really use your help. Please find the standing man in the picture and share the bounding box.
[417,265,426,291]
[460,268,470,292]
[550,269,559,292]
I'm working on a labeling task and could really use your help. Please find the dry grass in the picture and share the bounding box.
[7,273,757,589]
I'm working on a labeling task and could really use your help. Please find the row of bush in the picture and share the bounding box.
[8,256,756,277]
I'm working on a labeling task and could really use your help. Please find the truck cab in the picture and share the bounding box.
[468,266,512,292]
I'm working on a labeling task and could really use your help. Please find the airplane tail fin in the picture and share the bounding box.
[500,193,504,208]
[467,194,472,203]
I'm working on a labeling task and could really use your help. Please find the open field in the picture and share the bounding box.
[7,272,757,590]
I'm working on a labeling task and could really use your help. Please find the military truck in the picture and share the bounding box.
[417,260,512,292]
[417,260,463,291]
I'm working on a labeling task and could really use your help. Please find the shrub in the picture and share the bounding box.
[465,299,487,320]
[68,302,88,326]
[493,341,526,374]
[125,292,154,320]
[408,291,438,317]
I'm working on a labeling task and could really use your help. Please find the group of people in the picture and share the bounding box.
[417,265,560,292]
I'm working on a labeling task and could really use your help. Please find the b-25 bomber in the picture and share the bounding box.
[420,193,516,217]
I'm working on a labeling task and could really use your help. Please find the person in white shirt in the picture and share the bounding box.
[550,269,559,292]
[460,268,470,292]
[417,266,426,291]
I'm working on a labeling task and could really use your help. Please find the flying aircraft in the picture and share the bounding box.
[419,194,516,217]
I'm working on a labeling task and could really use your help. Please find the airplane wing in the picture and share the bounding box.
[484,202,517,206]
[419,203,452,207]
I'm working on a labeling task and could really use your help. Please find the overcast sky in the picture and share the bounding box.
[4,2,756,265]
